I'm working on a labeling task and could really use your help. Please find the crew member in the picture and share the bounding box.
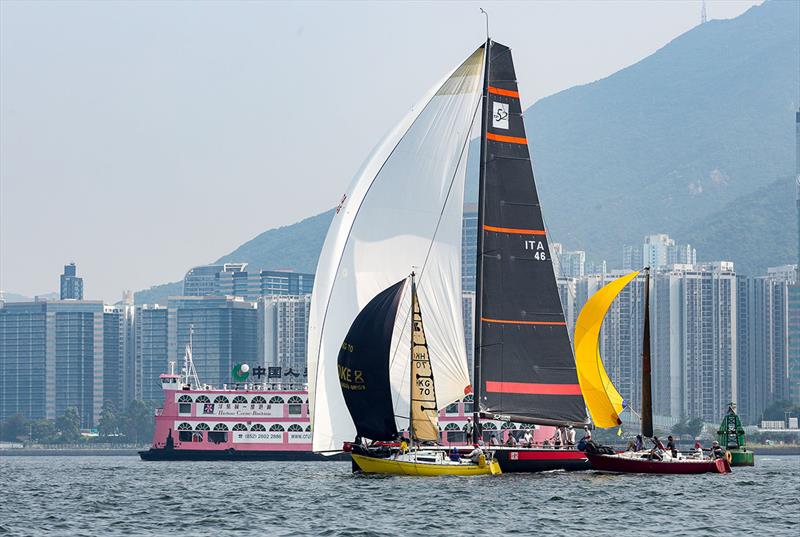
[711,440,724,459]
[566,425,576,446]
[666,435,678,458]
[468,445,484,464]
[464,417,474,443]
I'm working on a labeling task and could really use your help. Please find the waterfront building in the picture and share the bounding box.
[60,262,84,300]
[134,305,168,404]
[103,304,133,411]
[183,263,313,301]
[167,296,258,387]
[462,205,478,293]
[623,234,696,270]
[258,295,311,384]
[0,300,104,426]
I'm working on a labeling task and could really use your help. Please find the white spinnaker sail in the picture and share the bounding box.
[309,46,484,453]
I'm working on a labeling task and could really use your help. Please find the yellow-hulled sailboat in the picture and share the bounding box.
[342,274,500,476]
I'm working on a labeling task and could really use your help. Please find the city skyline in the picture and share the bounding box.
[0,0,765,302]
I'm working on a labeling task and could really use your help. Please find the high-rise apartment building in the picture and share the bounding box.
[462,291,475,378]
[258,296,311,384]
[183,263,313,301]
[0,300,105,426]
[134,305,168,404]
[60,262,84,300]
[623,235,696,270]
[167,296,258,387]
[461,206,478,293]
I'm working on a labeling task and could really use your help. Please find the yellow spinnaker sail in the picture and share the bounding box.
[574,271,639,428]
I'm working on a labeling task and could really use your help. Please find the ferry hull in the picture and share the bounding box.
[587,452,731,474]
[492,447,591,472]
[139,448,348,462]
[351,453,501,476]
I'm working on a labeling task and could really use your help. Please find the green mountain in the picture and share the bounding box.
[135,1,798,304]
[527,0,798,270]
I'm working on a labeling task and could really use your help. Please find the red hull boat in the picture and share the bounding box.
[587,452,731,474]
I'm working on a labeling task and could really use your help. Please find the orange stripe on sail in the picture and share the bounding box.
[483,225,545,235]
[481,317,566,326]
[486,132,527,144]
[488,86,520,98]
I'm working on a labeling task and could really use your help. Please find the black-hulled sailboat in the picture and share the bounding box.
[308,38,591,473]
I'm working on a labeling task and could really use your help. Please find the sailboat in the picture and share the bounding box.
[308,37,591,473]
[341,274,501,475]
[575,268,732,474]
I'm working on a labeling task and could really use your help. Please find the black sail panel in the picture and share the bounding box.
[475,41,586,425]
[337,280,405,441]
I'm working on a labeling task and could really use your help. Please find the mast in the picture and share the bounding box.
[409,272,416,444]
[473,37,491,443]
[641,267,653,438]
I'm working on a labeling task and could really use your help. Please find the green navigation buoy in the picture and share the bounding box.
[717,402,755,466]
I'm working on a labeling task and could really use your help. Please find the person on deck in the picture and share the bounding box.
[489,433,500,446]
[505,432,518,447]
[711,441,724,460]
[468,445,484,464]
[449,446,461,462]
[464,418,474,444]
[566,425,576,446]
[666,435,678,458]
[553,427,562,449]
[694,441,704,459]
[634,434,644,451]
[522,429,533,447]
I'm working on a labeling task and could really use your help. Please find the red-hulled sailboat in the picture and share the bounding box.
[576,268,731,474]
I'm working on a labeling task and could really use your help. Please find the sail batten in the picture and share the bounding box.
[474,41,586,426]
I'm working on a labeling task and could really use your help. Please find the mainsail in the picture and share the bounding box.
[337,280,406,441]
[474,41,586,426]
[409,277,439,442]
[573,271,639,428]
[309,46,484,452]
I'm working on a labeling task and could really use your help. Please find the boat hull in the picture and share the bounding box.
[587,452,731,474]
[492,447,591,472]
[138,448,348,461]
[351,453,501,476]
[728,448,755,466]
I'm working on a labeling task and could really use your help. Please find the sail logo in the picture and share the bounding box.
[338,365,365,391]
[524,239,547,260]
[493,102,509,130]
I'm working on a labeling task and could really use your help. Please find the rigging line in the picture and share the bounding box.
[309,51,480,403]
[390,88,485,417]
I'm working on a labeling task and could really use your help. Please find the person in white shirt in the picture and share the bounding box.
[566,425,577,446]
[523,429,533,447]
[553,427,562,448]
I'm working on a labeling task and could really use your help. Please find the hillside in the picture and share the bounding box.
[527,0,799,267]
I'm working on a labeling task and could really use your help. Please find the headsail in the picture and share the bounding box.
[337,280,406,441]
[409,277,439,442]
[309,46,484,452]
[474,41,586,426]
[574,271,639,428]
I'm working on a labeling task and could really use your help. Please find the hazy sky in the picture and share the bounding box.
[0,0,762,302]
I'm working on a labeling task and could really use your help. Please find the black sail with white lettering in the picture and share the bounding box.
[337,279,405,441]
[474,41,586,426]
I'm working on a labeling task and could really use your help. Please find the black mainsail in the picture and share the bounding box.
[474,40,586,426]
[337,279,406,441]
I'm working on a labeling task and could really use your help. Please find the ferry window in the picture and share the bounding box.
[213,423,229,431]
[481,422,498,443]
[445,423,465,443]
[195,395,211,403]
[232,396,248,404]
[178,395,193,403]
[463,394,474,402]
[232,423,248,431]
[213,396,229,404]
[251,423,266,431]
[177,422,193,431]
[288,396,303,416]
[305,425,312,432]
[288,424,304,432]
[269,424,285,432]
[445,402,459,414]
[251,396,267,404]
[179,403,192,414]
[192,432,203,442]
[178,431,193,442]
[269,396,284,405]
[463,401,474,414]
[208,431,227,443]
[195,423,210,431]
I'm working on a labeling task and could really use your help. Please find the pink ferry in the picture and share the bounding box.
[139,348,578,466]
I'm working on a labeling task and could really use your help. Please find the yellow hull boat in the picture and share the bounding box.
[351,452,502,476]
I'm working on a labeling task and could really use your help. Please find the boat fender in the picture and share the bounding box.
[478,454,486,468]
[725,451,732,464]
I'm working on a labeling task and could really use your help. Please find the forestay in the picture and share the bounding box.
[309,46,485,453]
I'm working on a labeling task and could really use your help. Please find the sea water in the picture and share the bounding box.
[1,455,797,536]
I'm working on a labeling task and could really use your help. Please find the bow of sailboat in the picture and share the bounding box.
[574,271,639,428]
